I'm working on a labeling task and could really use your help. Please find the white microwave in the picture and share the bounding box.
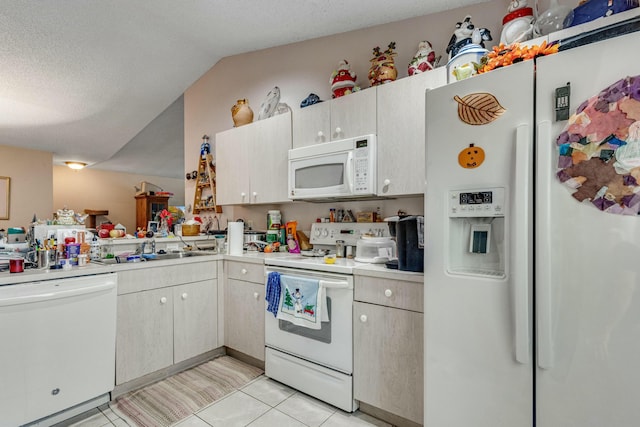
[288,134,376,201]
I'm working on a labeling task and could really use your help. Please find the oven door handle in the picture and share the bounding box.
[319,280,350,290]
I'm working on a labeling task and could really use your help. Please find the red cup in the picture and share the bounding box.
[9,258,24,273]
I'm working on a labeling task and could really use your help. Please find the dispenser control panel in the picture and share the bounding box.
[449,187,505,217]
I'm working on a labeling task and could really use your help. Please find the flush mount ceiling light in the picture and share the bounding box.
[65,161,87,170]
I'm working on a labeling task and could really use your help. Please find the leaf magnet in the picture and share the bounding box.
[454,93,506,125]
[458,143,485,169]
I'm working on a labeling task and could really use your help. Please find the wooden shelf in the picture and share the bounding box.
[193,153,222,214]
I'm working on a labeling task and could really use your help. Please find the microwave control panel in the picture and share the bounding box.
[310,222,389,246]
[448,187,505,217]
[354,136,375,193]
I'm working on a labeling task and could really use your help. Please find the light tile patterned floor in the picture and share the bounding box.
[58,376,392,427]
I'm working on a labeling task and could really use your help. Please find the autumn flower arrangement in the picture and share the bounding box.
[476,41,559,74]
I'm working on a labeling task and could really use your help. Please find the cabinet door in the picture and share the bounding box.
[353,301,423,424]
[330,88,376,140]
[292,101,331,148]
[216,125,251,205]
[174,279,218,363]
[376,68,446,196]
[225,278,265,361]
[250,112,292,204]
[116,288,174,384]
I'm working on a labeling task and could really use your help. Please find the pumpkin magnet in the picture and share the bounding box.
[458,143,485,169]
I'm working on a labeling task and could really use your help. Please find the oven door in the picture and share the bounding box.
[265,267,353,374]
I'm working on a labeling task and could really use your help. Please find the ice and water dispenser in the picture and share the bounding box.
[447,187,505,278]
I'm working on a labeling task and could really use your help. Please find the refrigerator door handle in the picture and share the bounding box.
[536,120,554,369]
[513,123,531,365]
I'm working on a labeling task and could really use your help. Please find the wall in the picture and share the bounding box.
[0,145,53,231]
[53,166,184,233]
[183,0,521,227]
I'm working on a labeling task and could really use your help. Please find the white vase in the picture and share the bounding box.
[534,0,574,36]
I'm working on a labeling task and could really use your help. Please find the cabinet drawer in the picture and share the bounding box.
[354,276,423,312]
[118,261,217,295]
[226,261,264,284]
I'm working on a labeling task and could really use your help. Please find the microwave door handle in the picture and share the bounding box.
[346,152,354,193]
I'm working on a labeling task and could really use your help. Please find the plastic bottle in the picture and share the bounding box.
[330,208,336,222]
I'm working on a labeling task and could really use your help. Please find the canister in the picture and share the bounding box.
[266,230,279,243]
[267,210,281,230]
[66,243,81,265]
[336,240,345,258]
[9,257,24,273]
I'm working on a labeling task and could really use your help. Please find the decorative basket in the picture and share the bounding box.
[182,224,201,236]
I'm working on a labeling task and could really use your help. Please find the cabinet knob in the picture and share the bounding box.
[181,293,188,300]
[253,292,259,299]
[252,191,257,198]
[241,192,246,198]
[317,131,324,138]
[160,297,167,304]
[384,289,393,298]
[383,179,391,186]
[241,268,247,274]
[360,314,368,323]
[335,126,342,135]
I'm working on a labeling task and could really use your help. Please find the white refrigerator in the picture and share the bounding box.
[424,31,640,426]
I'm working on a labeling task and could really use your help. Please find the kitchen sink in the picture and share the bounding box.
[93,251,211,265]
[143,252,209,260]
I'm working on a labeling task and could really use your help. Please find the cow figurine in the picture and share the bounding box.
[446,16,492,60]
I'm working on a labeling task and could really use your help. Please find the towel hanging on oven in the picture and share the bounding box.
[277,275,326,330]
[266,272,281,317]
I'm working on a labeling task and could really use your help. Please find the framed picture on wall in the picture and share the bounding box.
[147,221,159,233]
[0,177,9,220]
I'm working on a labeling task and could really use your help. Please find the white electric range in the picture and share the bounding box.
[263,222,389,412]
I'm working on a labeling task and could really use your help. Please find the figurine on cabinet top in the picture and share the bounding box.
[330,60,361,98]
[200,135,210,160]
[368,42,398,86]
[500,0,535,45]
[408,40,437,75]
[446,15,492,60]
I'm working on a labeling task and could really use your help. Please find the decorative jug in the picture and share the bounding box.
[231,99,254,127]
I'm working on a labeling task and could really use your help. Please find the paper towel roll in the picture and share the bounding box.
[228,222,244,255]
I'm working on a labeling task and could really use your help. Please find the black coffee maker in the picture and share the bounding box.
[386,215,424,272]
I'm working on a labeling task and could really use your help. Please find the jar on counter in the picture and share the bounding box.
[267,210,281,230]
[336,240,345,258]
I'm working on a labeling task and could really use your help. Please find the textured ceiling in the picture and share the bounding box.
[0,0,489,178]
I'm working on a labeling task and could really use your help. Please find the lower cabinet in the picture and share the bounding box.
[224,261,265,361]
[353,274,424,425]
[115,261,218,385]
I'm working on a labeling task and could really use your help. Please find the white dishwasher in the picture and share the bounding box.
[0,273,117,427]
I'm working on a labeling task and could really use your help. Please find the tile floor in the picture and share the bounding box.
[58,375,392,427]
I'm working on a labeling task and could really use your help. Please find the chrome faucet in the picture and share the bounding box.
[141,238,156,254]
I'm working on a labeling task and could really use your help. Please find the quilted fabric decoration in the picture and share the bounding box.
[556,75,640,215]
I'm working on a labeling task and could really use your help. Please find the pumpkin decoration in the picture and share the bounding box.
[458,143,486,169]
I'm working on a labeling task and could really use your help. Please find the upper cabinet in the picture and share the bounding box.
[216,111,292,205]
[376,68,447,197]
[292,88,376,148]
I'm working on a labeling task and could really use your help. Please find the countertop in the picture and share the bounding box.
[0,250,422,286]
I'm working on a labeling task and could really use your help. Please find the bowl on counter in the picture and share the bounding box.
[182,224,201,236]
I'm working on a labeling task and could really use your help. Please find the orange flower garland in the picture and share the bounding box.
[477,41,559,74]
